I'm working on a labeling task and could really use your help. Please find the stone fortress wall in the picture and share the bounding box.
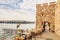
[36,2,56,32]
[55,0,60,36]
[36,0,60,36]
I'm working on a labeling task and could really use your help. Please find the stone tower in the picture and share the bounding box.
[36,2,56,32]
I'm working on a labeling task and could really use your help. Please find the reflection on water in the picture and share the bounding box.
[0,23,35,30]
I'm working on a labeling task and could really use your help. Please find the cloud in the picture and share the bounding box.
[0,0,23,9]
[0,9,35,21]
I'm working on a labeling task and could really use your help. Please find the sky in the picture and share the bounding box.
[0,0,57,21]
[0,0,57,12]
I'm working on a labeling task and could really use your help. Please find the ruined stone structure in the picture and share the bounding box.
[36,2,56,32]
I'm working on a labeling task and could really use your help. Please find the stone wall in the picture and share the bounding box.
[36,2,56,32]
[55,0,60,36]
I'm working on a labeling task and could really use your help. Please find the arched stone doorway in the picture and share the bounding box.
[41,21,55,32]
[42,21,50,32]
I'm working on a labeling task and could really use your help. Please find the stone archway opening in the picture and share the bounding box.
[42,21,50,32]
[41,21,55,32]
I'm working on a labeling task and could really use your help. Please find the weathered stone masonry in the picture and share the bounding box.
[36,2,56,32]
